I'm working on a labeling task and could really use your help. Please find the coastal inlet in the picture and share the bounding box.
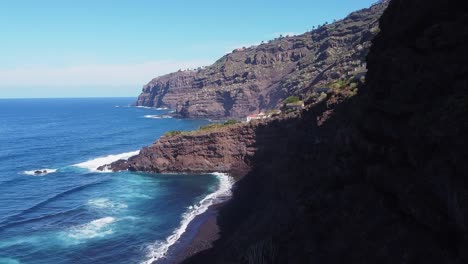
[0,98,231,264]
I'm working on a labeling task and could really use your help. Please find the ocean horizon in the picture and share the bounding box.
[0,98,231,264]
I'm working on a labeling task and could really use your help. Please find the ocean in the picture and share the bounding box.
[0,98,232,264]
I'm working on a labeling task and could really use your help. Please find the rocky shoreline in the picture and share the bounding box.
[105,0,467,262]
[165,203,224,264]
[98,120,257,178]
[100,87,342,178]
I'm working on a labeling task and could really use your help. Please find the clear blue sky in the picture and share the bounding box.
[0,0,377,98]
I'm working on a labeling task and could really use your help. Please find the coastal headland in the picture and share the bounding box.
[104,0,468,262]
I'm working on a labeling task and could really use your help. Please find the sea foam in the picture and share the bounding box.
[142,173,234,263]
[135,106,153,109]
[143,115,173,119]
[135,106,169,110]
[23,168,57,176]
[66,217,116,240]
[88,198,128,210]
[73,150,139,172]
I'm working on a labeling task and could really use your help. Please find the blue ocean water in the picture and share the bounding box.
[0,98,231,264]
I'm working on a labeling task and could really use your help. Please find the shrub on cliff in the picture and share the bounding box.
[164,130,183,136]
[224,119,240,125]
[283,96,300,104]
[199,120,240,131]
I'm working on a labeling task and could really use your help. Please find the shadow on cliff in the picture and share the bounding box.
[183,0,468,263]
[184,89,374,263]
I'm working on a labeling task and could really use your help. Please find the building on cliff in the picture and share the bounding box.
[246,112,268,122]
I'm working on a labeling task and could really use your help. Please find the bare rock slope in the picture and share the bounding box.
[135,1,388,118]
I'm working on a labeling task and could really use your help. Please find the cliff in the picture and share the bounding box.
[135,1,388,119]
[101,122,258,178]
[110,0,468,262]
[179,0,467,263]
[100,92,336,178]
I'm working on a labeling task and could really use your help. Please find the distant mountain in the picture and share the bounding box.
[135,1,389,118]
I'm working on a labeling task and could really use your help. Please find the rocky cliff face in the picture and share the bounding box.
[118,0,467,262]
[101,122,258,178]
[135,1,388,118]
[178,0,467,263]
[101,96,333,178]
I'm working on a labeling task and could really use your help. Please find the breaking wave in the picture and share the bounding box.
[72,150,139,172]
[143,115,173,119]
[142,173,234,263]
[23,168,57,176]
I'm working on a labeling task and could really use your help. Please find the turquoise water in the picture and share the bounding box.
[0,98,228,264]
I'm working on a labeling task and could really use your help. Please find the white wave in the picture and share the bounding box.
[143,115,173,119]
[73,150,140,172]
[135,106,170,110]
[135,106,153,109]
[88,198,128,210]
[143,115,161,119]
[142,173,234,264]
[66,217,116,240]
[23,168,57,176]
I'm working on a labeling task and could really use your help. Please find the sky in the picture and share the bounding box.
[0,0,377,98]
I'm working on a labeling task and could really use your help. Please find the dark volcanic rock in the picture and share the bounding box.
[135,2,388,118]
[179,0,468,263]
[113,0,467,262]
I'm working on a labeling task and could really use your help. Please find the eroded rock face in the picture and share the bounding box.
[113,0,467,262]
[181,0,468,263]
[135,1,388,118]
[101,122,259,178]
[102,90,342,178]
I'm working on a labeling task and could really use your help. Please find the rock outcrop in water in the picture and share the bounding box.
[100,122,258,178]
[135,1,388,119]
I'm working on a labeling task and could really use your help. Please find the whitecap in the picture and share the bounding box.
[88,198,128,210]
[143,115,161,119]
[155,107,169,110]
[23,168,58,176]
[66,217,116,240]
[142,173,234,263]
[135,106,153,109]
[143,115,173,119]
[72,150,139,172]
